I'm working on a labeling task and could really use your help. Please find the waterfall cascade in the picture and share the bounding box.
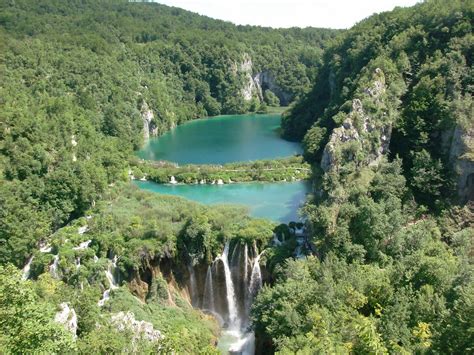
[170,176,177,184]
[188,263,198,305]
[248,252,263,303]
[49,255,60,278]
[73,239,91,250]
[22,256,34,280]
[203,265,215,312]
[188,241,264,354]
[220,242,239,329]
[98,256,118,306]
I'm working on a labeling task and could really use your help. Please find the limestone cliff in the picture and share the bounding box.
[238,53,292,105]
[141,100,157,141]
[321,68,391,172]
[449,125,474,202]
[239,54,260,102]
[253,71,293,106]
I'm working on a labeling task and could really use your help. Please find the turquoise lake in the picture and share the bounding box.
[136,113,302,164]
[135,113,310,222]
[134,180,310,222]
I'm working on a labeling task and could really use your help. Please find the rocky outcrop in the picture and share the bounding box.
[238,53,292,105]
[253,71,292,106]
[239,54,261,102]
[449,125,474,202]
[54,303,78,339]
[111,311,162,342]
[129,275,149,302]
[141,101,157,141]
[321,68,390,172]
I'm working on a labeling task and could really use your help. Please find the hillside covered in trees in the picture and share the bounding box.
[257,0,473,353]
[0,0,336,267]
[0,0,473,354]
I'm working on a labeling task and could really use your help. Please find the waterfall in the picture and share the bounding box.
[187,264,197,306]
[243,244,249,284]
[202,265,215,311]
[220,242,239,329]
[39,244,52,253]
[170,176,177,184]
[248,252,263,301]
[98,256,118,307]
[22,256,34,280]
[196,242,264,354]
[75,257,81,269]
[78,226,88,235]
[73,239,91,250]
[50,255,60,278]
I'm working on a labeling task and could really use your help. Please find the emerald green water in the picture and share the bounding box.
[134,180,310,222]
[136,113,309,222]
[137,113,302,164]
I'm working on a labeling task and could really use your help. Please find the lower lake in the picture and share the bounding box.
[134,180,310,222]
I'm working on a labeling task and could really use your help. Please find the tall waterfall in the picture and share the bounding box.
[188,263,198,306]
[243,244,249,286]
[203,265,215,311]
[220,242,239,329]
[22,256,34,280]
[98,255,118,307]
[49,255,60,278]
[248,252,263,301]
[187,241,264,354]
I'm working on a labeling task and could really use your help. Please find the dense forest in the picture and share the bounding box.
[0,0,473,354]
[0,0,336,267]
[261,0,473,353]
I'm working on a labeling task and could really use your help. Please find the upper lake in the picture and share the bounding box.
[136,113,302,164]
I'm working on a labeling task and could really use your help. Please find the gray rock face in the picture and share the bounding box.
[253,71,293,106]
[54,303,78,339]
[449,125,474,202]
[321,68,390,172]
[141,101,156,141]
[111,311,162,343]
[239,54,261,102]
[238,53,292,105]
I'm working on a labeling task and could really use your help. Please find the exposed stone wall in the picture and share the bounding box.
[449,125,474,202]
[141,100,157,141]
[321,68,390,172]
[238,53,292,105]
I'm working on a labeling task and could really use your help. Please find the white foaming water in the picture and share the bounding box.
[229,331,256,355]
[203,265,215,311]
[98,256,118,306]
[243,244,249,284]
[78,226,88,235]
[39,244,52,253]
[188,263,197,306]
[200,243,264,354]
[249,252,263,300]
[49,255,60,278]
[73,239,91,250]
[22,256,34,280]
[170,176,177,184]
[220,242,239,330]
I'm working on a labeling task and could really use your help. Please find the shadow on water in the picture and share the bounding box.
[280,181,311,223]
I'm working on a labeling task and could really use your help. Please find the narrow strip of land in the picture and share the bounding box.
[130,156,311,184]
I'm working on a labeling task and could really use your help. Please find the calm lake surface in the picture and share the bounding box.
[134,180,310,222]
[136,113,309,222]
[136,113,302,164]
